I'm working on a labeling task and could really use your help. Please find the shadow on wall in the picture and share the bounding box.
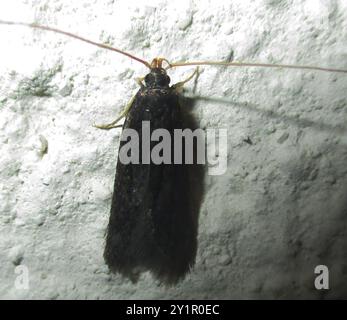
[189,94,347,135]
[181,93,347,297]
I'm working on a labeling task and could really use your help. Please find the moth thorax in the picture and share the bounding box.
[145,68,171,88]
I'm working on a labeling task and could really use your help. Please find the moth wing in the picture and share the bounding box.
[104,89,196,283]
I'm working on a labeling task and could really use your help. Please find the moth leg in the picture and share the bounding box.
[93,95,136,130]
[135,76,145,87]
[172,67,199,91]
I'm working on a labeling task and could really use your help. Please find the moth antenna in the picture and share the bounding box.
[168,60,347,74]
[0,20,151,69]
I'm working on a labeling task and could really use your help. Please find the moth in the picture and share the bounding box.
[101,58,200,284]
[1,20,346,285]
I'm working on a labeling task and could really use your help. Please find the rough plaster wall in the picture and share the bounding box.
[0,0,346,299]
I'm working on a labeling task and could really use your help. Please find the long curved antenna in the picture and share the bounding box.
[168,60,347,74]
[0,20,151,69]
[2,20,346,74]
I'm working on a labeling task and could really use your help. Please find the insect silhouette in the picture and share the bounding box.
[1,20,346,284]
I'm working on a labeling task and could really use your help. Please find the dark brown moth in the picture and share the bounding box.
[1,20,346,284]
[103,60,197,283]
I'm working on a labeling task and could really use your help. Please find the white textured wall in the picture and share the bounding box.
[0,0,347,299]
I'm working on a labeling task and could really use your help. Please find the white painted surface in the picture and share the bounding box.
[0,0,346,299]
